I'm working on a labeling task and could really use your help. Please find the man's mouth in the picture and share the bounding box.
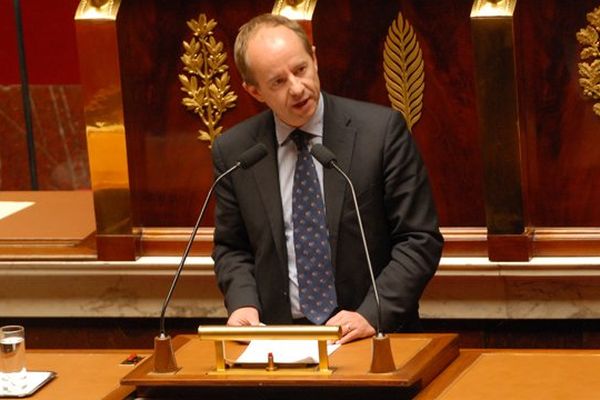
[293,98,309,109]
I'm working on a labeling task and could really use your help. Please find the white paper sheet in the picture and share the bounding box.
[0,201,34,221]
[0,371,55,397]
[235,340,340,364]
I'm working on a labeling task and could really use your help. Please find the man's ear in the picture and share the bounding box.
[243,82,265,103]
[312,45,318,71]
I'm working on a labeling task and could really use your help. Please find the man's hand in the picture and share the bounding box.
[227,307,260,326]
[326,310,376,344]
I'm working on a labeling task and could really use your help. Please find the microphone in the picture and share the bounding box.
[153,143,268,373]
[311,143,395,373]
[310,144,382,335]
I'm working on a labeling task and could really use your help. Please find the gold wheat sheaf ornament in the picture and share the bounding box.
[576,6,600,117]
[383,12,425,132]
[179,14,237,146]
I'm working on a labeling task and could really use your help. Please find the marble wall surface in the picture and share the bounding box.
[0,257,226,318]
[0,85,90,190]
[3,257,600,320]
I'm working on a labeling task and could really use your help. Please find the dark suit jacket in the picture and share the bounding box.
[211,92,443,332]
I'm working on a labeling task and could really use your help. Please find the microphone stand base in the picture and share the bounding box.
[369,333,396,373]
[153,335,179,373]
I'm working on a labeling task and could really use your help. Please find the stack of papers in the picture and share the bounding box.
[235,340,340,364]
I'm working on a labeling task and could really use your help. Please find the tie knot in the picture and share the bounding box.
[290,129,309,151]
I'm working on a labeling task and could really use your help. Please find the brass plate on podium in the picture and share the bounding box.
[199,325,341,375]
[121,333,459,399]
[206,363,336,376]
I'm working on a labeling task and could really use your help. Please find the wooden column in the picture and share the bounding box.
[75,0,138,261]
[471,0,531,261]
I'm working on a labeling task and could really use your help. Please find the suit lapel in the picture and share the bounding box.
[249,97,357,272]
[321,94,356,268]
[252,116,287,270]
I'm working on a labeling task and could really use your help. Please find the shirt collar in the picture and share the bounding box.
[275,92,324,146]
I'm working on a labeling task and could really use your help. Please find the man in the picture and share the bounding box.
[212,14,443,344]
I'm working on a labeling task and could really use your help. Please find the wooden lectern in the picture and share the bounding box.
[121,330,459,399]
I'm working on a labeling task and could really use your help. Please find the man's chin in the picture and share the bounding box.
[293,106,316,124]
[280,113,314,128]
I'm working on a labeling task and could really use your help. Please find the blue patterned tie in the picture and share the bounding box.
[291,129,337,324]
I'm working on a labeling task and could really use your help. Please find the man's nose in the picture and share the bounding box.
[288,76,303,96]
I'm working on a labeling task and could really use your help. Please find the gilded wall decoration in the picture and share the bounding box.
[272,0,317,20]
[471,0,514,17]
[75,0,119,20]
[576,6,600,117]
[179,14,237,146]
[383,12,425,132]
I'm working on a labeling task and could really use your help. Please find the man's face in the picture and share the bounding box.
[243,25,321,127]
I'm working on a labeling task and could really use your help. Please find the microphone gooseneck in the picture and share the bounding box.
[310,143,383,337]
[158,143,268,337]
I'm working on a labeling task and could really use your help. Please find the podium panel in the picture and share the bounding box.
[121,333,458,399]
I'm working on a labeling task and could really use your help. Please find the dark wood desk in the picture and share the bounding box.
[22,342,600,399]
[122,333,458,399]
[7,334,456,399]
[18,349,147,400]
[0,191,96,260]
[415,348,600,399]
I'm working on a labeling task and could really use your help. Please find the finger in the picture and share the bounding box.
[336,328,359,345]
[228,317,246,326]
[325,311,344,326]
[228,315,254,326]
[343,321,355,335]
[330,320,352,338]
[339,322,360,342]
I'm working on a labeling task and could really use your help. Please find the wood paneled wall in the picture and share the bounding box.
[76,0,600,259]
[518,1,600,227]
